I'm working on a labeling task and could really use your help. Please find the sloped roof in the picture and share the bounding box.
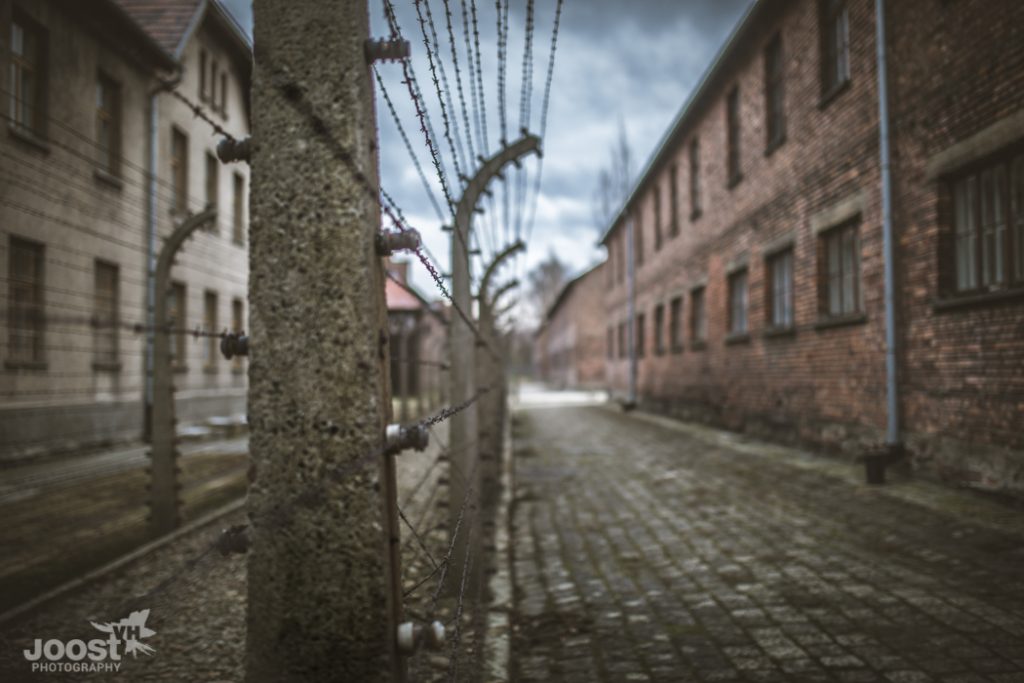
[385,277,423,312]
[113,0,202,56]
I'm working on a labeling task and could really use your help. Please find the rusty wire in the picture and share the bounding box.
[382,0,457,213]
[440,0,478,169]
[411,0,468,186]
[373,66,447,223]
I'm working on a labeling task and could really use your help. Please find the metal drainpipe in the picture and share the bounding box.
[875,0,900,450]
[144,72,181,440]
[626,216,637,407]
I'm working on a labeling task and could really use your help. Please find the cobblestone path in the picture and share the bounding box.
[510,404,1024,683]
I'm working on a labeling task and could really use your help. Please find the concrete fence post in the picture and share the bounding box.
[149,207,217,537]
[246,1,401,681]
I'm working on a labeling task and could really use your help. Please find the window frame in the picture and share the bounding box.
[766,247,795,331]
[946,150,1024,298]
[7,236,46,367]
[669,164,680,237]
[689,137,702,220]
[93,260,120,370]
[653,186,663,252]
[168,281,187,371]
[232,172,246,245]
[764,33,786,153]
[669,295,683,353]
[726,85,742,187]
[818,219,862,321]
[819,0,850,103]
[690,285,707,346]
[9,10,49,140]
[205,150,219,219]
[727,267,749,338]
[203,290,218,372]
[231,298,245,371]
[636,312,646,358]
[171,127,189,213]
[654,303,665,356]
[95,72,121,177]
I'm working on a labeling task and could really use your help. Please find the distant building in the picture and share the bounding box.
[535,262,606,390]
[0,0,251,460]
[385,260,447,419]
[600,0,1024,496]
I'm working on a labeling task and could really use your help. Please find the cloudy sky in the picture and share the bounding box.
[221,0,753,323]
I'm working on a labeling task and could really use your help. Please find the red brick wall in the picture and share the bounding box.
[887,0,1024,490]
[601,0,1024,495]
[536,263,607,389]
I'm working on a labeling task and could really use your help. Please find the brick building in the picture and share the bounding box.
[535,262,606,389]
[601,0,1024,496]
[0,0,251,460]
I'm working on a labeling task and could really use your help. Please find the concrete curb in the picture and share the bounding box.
[483,401,514,682]
[606,403,1024,538]
[0,496,246,626]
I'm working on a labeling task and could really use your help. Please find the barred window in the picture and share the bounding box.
[669,296,683,353]
[93,261,119,367]
[821,221,860,317]
[654,303,665,355]
[764,33,785,150]
[820,0,850,98]
[9,13,47,137]
[951,152,1024,293]
[728,269,749,335]
[96,74,121,176]
[8,237,45,364]
[767,248,794,329]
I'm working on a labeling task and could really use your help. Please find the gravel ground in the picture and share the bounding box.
[0,421,498,682]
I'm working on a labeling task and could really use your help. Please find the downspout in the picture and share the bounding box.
[144,69,182,440]
[626,216,637,408]
[875,0,901,451]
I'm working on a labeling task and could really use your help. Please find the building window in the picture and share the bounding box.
[669,296,683,353]
[952,153,1024,292]
[96,74,121,176]
[636,313,646,358]
[653,187,663,251]
[171,128,189,212]
[726,86,742,186]
[634,211,644,267]
[618,322,626,358]
[820,220,860,317]
[607,326,613,359]
[8,237,45,364]
[232,298,244,370]
[690,286,706,343]
[654,303,665,355]
[669,164,679,237]
[210,59,219,106]
[205,151,219,217]
[9,12,47,137]
[203,291,218,371]
[219,72,228,115]
[168,281,186,369]
[820,0,850,99]
[199,49,208,100]
[689,138,701,219]
[728,269,749,336]
[767,248,794,329]
[764,33,785,151]
[93,261,119,368]
[233,172,245,245]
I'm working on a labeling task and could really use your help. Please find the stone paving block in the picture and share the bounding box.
[509,405,1024,683]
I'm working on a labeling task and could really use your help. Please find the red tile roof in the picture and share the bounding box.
[385,278,424,312]
[113,0,202,56]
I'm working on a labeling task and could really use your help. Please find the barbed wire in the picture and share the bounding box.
[525,0,565,243]
[0,309,236,339]
[373,66,447,224]
[412,0,468,187]
[167,89,239,143]
[440,0,478,171]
